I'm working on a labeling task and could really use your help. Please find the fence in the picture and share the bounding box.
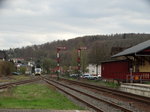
[126,72,150,83]
[102,72,150,82]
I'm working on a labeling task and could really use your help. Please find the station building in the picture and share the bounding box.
[101,40,150,82]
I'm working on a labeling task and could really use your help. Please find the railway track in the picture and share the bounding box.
[0,77,41,89]
[42,76,133,112]
[61,78,150,104]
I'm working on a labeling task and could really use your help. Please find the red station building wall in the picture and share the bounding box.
[101,61,130,80]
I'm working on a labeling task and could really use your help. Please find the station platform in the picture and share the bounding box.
[0,109,91,112]
[120,83,150,97]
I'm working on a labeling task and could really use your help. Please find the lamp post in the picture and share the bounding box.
[56,47,66,80]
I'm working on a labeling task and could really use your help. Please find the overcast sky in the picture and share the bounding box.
[0,0,150,50]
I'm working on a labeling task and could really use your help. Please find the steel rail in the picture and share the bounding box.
[61,78,150,104]
[0,77,41,89]
[43,77,104,112]
[43,77,132,112]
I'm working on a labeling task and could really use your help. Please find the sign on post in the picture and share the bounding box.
[80,47,87,50]
[56,46,66,80]
[57,46,66,50]
[77,47,87,79]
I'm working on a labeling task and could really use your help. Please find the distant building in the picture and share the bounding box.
[25,66,32,75]
[86,64,101,76]
[28,61,35,67]
[12,58,24,63]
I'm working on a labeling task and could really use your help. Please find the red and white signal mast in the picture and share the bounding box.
[56,46,66,80]
[77,47,87,78]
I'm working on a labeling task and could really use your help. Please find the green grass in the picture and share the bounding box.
[98,81,119,88]
[11,75,31,81]
[0,83,83,109]
[143,81,150,84]
[62,76,120,88]
[86,79,120,88]
[0,75,31,83]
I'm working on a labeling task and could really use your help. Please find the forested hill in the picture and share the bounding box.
[7,33,150,67]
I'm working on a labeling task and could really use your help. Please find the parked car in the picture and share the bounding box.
[12,72,21,75]
[80,74,90,79]
[81,74,100,80]
[69,74,78,78]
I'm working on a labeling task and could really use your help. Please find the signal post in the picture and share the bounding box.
[56,46,66,80]
[77,47,87,79]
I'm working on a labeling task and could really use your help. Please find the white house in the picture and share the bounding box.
[86,64,101,76]
[28,61,35,67]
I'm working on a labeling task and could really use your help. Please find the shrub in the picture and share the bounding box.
[18,66,26,74]
[0,60,16,76]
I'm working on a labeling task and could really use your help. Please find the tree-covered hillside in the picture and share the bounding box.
[7,33,150,70]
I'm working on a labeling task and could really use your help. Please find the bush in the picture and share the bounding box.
[0,60,16,76]
[18,66,26,74]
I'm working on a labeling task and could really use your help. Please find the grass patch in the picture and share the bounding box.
[11,75,31,81]
[0,75,31,83]
[97,80,119,88]
[143,81,150,84]
[62,77,120,88]
[82,79,120,88]
[0,83,83,109]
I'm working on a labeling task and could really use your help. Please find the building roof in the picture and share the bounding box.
[101,59,129,63]
[112,40,150,57]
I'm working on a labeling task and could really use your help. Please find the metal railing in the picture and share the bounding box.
[126,72,150,83]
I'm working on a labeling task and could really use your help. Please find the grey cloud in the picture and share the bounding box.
[0,0,6,8]
[0,0,150,49]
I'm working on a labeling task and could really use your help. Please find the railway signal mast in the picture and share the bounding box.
[56,46,66,80]
[77,47,87,79]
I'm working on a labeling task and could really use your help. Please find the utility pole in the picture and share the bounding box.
[56,46,66,80]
